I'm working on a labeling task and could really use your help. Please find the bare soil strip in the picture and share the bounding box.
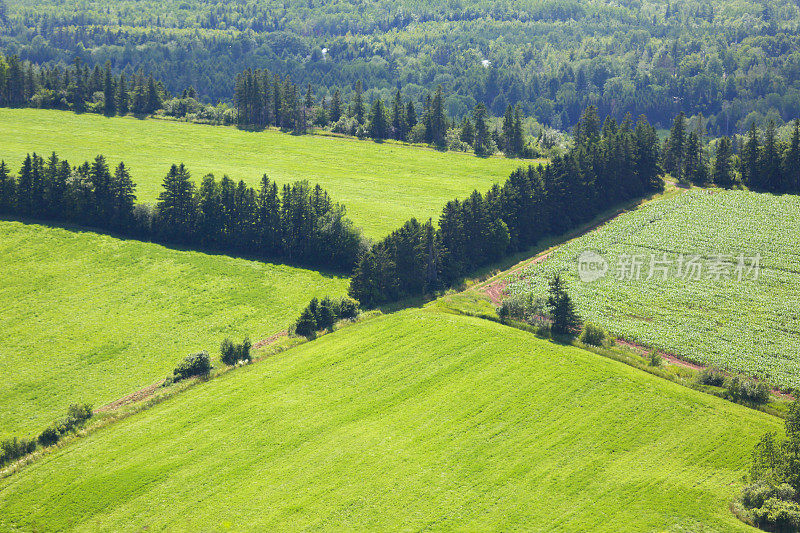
[96,330,288,413]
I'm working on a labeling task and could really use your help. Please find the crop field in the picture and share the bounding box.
[0,108,534,239]
[0,220,348,437]
[506,189,800,388]
[0,308,780,531]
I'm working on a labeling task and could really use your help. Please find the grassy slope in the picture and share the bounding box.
[0,308,778,532]
[0,108,533,238]
[0,220,348,436]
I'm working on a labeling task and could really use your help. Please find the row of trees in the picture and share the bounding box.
[349,107,664,306]
[663,114,800,193]
[0,153,365,270]
[0,55,165,115]
[235,70,532,157]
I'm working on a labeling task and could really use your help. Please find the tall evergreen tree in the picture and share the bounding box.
[103,62,116,116]
[429,86,447,147]
[684,131,708,185]
[473,103,492,156]
[329,89,342,123]
[712,136,734,188]
[664,112,687,178]
[405,100,417,131]
[351,80,365,124]
[760,120,782,192]
[116,74,129,115]
[547,273,580,335]
[741,123,761,188]
[156,163,196,241]
[111,162,136,230]
[391,89,405,140]
[369,98,389,140]
[0,160,14,213]
[784,119,800,192]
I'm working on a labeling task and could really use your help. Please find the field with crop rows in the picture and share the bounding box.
[0,220,348,437]
[506,189,800,388]
[0,308,780,532]
[0,108,535,239]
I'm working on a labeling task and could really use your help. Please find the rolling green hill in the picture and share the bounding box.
[0,108,534,239]
[0,307,779,531]
[0,220,348,437]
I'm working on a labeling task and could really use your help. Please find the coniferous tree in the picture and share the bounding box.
[103,62,116,116]
[405,100,417,131]
[473,103,492,156]
[391,89,405,140]
[196,173,223,246]
[351,80,365,124]
[712,136,734,188]
[548,273,580,335]
[256,174,281,255]
[16,154,33,216]
[369,98,389,140]
[329,89,342,123]
[116,74,129,115]
[145,77,161,114]
[760,120,782,191]
[111,162,136,230]
[664,112,687,178]
[156,163,196,242]
[502,104,514,154]
[460,116,475,146]
[784,119,800,192]
[741,123,761,188]
[0,160,14,213]
[684,131,708,185]
[429,86,447,147]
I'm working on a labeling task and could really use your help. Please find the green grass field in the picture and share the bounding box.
[0,108,534,238]
[0,307,779,531]
[507,189,800,389]
[0,220,348,437]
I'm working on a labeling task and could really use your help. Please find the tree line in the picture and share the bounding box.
[0,153,364,271]
[349,107,664,306]
[663,114,800,193]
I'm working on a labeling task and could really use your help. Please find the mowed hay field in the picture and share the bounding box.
[0,108,535,238]
[507,189,800,390]
[0,308,780,532]
[0,220,348,437]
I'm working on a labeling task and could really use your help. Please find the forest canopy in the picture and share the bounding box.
[2,0,800,133]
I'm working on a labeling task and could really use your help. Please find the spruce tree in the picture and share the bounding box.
[294,307,318,338]
[664,112,687,178]
[683,131,708,185]
[740,123,760,188]
[103,62,116,116]
[0,160,14,213]
[330,89,342,123]
[547,273,580,335]
[391,89,405,140]
[111,162,136,230]
[760,120,782,192]
[502,104,514,154]
[156,163,196,242]
[405,100,417,130]
[16,154,33,216]
[430,86,447,147]
[472,103,492,156]
[369,98,389,140]
[460,116,475,146]
[712,136,734,188]
[116,74,129,115]
[784,119,800,192]
[352,80,365,124]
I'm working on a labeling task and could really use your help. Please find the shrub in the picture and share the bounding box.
[580,322,608,347]
[648,349,662,367]
[221,337,251,366]
[172,351,212,381]
[338,297,360,319]
[727,375,770,404]
[751,497,800,532]
[293,296,361,338]
[37,403,94,447]
[0,437,37,467]
[697,367,726,387]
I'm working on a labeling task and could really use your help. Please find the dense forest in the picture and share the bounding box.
[2,0,800,134]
